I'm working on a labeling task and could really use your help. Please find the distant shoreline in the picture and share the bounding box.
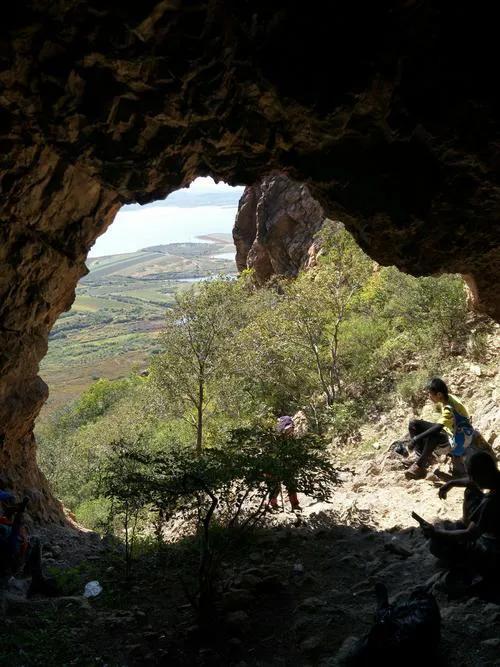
[89,233,234,261]
[195,233,233,244]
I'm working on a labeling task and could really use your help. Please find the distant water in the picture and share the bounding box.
[89,177,243,257]
[211,252,236,260]
[89,205,238,258]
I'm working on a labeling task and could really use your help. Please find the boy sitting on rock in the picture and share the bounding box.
[405,377,473,480]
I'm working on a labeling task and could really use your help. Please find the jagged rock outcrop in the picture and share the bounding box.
[1,3,500,518]
[233,174,325,283]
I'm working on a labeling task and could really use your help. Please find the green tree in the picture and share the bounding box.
[281,225,374,406]
[373,267,469,365]
[150,278,247,454]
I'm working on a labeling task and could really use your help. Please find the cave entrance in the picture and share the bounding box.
[37,177,244,419]
[2,2,499,526]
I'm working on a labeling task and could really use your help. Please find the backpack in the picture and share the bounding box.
[446,404,475,457]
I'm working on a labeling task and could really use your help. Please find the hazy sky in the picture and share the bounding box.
[89,177,245,257]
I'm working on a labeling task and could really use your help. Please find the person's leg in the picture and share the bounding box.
[268,481,280,509]
[26,539,60,597]
[7,513,22,558]
[0,542,11,578]
[406,423,447,478]
[408,420,437,447]
[415,432,447,468]
[412,421,448,466]
[24,537,43,582]
[472,537,500,586]
[286,484,300,510]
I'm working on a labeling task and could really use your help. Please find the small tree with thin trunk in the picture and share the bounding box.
[150,278,244,455]
[281,225,373,406]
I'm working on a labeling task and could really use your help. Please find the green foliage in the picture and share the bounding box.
[72,377,138,426]
[102,426,339,620]
[374,267,468,357]
[75,497,112,533]
[45,565,85,596]
[396,369,436,412]
[36,374,160,521]
[320,399,364,444]
[150,277,250,452]
[38,224,476,535]
[104,428,338,527]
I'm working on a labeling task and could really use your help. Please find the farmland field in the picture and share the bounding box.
[39,235,236,416]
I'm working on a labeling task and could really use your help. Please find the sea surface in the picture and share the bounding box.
[89,177,243,258]
[89,204,238,257]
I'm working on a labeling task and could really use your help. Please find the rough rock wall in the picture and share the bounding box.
[1,2,500,518]
[0,145,120,520]
[233,174,325,284]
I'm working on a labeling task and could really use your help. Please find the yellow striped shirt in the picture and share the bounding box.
[435,394,469,435]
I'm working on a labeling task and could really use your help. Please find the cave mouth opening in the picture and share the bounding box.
[37,177,245,419]
[2,1,500,526]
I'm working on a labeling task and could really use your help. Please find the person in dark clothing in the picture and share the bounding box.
[267,416,301,512]
[407,417,449,473]
[420,452,500,584]
[0,492,28,574]
[0,492,57,595]
[0,490,14,504]
[406,377,473,480]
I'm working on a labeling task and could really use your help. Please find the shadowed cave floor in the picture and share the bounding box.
[2,450,500,666]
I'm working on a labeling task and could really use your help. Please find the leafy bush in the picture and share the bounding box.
[102,427,340,624]
[374,268,469,358]
[319,399,364,445]
[396,369,435,412]
[75,497,112,533]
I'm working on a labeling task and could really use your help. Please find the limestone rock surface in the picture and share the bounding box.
[233,173,325,284]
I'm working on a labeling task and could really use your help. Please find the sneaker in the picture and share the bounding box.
[291,505,302,513]
[405,463,427,480]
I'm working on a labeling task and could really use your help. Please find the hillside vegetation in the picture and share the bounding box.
[37,224,490,529]
[25,224,499,666]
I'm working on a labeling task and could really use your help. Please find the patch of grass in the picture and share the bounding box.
[72,295,102,312]
[0,609,90,667]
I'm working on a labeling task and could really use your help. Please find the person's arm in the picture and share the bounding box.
[438,477,471,499]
